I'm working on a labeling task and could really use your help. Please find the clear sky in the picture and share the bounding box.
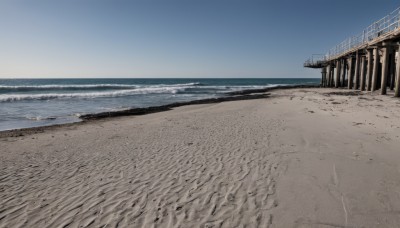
[0,0,398,78]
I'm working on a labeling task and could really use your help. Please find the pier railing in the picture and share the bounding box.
[304,54,327,68]
[325,7,400,61]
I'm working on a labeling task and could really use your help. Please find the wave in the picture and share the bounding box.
[0,82,203,92]
[199,84,276,91]
[0,84,138,92]
[160,82,203,86]
[25,116,57,121]
[0,83,276,102]
[0,86,188,102]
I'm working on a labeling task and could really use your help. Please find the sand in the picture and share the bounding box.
[1,88,400,227]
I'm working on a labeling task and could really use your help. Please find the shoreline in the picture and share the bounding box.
[0,84,319,138]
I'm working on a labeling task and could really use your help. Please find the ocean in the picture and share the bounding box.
[0,78,319,131]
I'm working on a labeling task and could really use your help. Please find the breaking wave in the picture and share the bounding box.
[0,82,202,92]
[0,82,274,102]
[0,87,187,102]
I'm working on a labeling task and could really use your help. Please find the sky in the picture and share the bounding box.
[0,0,399,78]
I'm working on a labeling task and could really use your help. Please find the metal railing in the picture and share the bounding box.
[304,54,327,68]
[325,7,400,61]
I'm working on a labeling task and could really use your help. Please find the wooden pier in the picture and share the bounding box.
[305,7,400,97]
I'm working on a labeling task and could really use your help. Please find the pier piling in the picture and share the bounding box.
[354,52,360,90]
[348,57,353,89]
[395,45,400,97]
[360,56,366,91]
[371,48,380,91]
[366,49,374,91]
[380,45,390,95]
[329,64,334,87]
[335,60,341,88]
[389,49,396,91]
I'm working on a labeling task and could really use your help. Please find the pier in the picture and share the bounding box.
[305,7,400,97]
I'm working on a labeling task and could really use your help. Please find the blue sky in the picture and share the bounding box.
[0,0,398,78]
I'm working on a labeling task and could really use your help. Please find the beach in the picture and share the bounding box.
[1,87,400,227]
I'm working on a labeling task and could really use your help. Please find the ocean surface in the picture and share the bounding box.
[0,78,319,131]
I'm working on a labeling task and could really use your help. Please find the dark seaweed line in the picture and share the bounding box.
[80,94,271,120]
[80,85,319,120]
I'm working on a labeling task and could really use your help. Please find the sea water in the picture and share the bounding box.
[0,78,319,131]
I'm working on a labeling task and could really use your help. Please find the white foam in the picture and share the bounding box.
[0,86,187,102]
[0,82,202,90]
[0,84,141,92]
[25,116,57,121]
[0,83,278,102]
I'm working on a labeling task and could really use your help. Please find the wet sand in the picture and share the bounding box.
[1,88,400,227]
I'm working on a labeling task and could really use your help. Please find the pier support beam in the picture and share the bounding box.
[344,59,347,87]
[395,45,400,97]
[327,66,331,87]
[345,58,351,87]
[335,60,341,88]
[360,56,367,91]
[341,59,346,87]
[329,63,334,87]
[354,52,360,90]
[328,65,333,87]
[371,47,380,91]
[366,49,373,91]
[380,45,390,95]
[389,50,396,91]
[323,66,328,87]
[348,57,353,89]
[321,67,327,87]
[326,65,330,87]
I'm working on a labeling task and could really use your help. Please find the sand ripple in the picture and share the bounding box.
[0,102,284,228]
